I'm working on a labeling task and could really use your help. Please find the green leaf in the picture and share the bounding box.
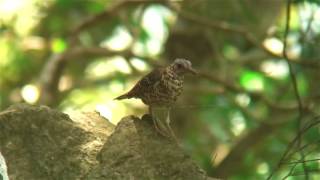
[51,38,67,53]
[240,70,265,91]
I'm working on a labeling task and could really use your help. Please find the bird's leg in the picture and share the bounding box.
[149,106,170,137]
[149,106,162,133]
[165,108,179,143]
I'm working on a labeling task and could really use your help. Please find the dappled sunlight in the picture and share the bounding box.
[95,104,113,122]
[51,38,67,53]
[108,80,124,94]
[145,38,162,56]
[85,56,132,79]
[58,75,73,92]
[61,87,127,124]
[212,144,230,165]
[60,80,146,124]
[1,0,320,179]
[0,0,43,36]
[263,37,284,56]
[132,41,146,56]
[21,36,45,50]
[235,93,251,107]
[300,2,320,33]
[85,59,114,79]
[21,84,40,104]
[263,34,301,60]
[256,162,269,175]
[130,57,150,71]
[240,71,265,92]
[0,0,25,15]
[142,5,171,41]
[230,111,246,136]
[111,56,132,74]
[261,60,289,79]
[132,5,174,56]
[100,25,132,51]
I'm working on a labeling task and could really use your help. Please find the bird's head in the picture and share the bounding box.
[171,58,197,75]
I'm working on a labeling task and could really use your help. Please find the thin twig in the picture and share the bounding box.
[267,115,320,179]
[283,158,320,165]
[282,0,307,179]
[284,139,320,162]
[290,168,320,177]
[282,0,304,115]
[282,163,298,180]
[267,1,307,179]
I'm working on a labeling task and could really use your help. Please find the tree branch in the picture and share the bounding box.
[168,3,320,70]
[198,71,299,112]
[167,4,279,58]
[71,0,166,40]
[39,0,166,106]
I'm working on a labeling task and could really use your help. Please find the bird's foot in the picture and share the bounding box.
[152,116,171,138]
[166,124,179,144]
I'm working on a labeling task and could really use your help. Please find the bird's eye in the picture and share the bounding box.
[177,64,183,68]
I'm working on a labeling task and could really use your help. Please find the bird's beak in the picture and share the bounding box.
[187,67,198,75]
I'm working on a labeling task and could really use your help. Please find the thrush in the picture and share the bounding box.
[115,59,197,140]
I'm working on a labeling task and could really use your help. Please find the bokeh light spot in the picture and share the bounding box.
[101,26,132,51]
[95,104,112,120]
[130,57,149,71]
[51,38,67,53]
[235,93,251,107]
[263,37,283,55]
[240,71,265,91]
[230,111,246,136]
[261,60,289,79]
[21,84,39,104]
[257,162,269,175]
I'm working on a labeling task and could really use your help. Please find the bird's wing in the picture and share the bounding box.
[128,68,164,97]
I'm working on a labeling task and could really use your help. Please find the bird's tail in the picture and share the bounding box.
[114,93,131,100]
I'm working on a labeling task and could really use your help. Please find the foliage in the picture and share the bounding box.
[1,0,320,179]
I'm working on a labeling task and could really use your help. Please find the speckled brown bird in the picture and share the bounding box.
[115,59,197,140]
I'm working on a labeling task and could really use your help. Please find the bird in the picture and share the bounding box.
[115,58,197,141]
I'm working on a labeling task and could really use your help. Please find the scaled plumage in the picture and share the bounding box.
[115,58,197,141]
[115,59,196,106]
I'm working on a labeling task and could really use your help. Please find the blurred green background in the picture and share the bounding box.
[1,0,320,179]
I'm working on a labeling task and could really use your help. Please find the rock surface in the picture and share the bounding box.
[86,114,208,180]
[0,104,216,180]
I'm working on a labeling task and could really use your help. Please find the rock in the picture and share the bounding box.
[0,104,218,180]
[85,114,209,180]
[0,104,112,180]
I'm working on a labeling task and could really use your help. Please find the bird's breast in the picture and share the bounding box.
[161,72,184,97]
[140,70,184,106]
